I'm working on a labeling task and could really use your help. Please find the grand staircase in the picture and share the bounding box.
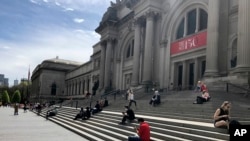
[35,90,250,141]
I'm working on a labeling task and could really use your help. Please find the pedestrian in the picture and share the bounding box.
[128,118,150,141]
[14,103,18,115]
[128,89,136,108]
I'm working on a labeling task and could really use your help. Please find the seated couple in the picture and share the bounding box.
[73,107,91,120]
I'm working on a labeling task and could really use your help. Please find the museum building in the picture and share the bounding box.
[31,0,250,101]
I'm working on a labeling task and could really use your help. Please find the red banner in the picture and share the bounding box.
[170,31,207,55]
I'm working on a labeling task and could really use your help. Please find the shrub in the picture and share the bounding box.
[12,90,21,103]
[2,90,10,105]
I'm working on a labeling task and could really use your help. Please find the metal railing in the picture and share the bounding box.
[226,82,249,96]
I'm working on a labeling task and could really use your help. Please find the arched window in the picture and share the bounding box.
[187,9,196,35]
[176,8,208,39]
[231,39,237,68]
[51,82,57,95]
[177,19,184,39]
[125,39,135,59]
[126,45,131,58]
[199,9,208,31]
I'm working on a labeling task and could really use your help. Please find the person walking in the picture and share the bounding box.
[14,103,19,115]
[128,118,150,141]
[128,89,136,108]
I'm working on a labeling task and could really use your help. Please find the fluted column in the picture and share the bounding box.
[131,19,141,86]
[205,0,220,76]
[104,39,113,89]
[182,61,187,89]
[236,0,250,71]
[194,58,199,83]
[99,43,106,89]
[142,12,154,84]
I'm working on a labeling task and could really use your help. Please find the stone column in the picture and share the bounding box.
[99,43,106,89]
[131,19,141,86]
[84,78,88,92]
[194,58,199,83]
[182,61,187,89]
[204,0,220,76]
[142,12,154,84]
[236,0,250,71]
[104,39,113,89]
[80,79,83,95]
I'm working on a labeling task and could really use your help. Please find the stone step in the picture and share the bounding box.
[41,107,229,141]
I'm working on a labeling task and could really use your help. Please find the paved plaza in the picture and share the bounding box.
[0,107,86,141]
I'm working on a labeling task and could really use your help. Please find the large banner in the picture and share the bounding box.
[171,31,207,55]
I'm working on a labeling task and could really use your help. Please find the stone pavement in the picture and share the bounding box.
[0,107,87,141]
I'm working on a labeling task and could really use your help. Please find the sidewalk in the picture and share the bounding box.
[0,107,87,141]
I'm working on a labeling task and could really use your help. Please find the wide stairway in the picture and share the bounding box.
[36,90,250,141]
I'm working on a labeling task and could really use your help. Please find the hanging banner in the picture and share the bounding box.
[171,31,207,55]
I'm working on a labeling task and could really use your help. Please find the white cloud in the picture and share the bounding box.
[1,46,10,49]
[55,1,61,6]
[43,0,48,3]
[73,18,84,23]
[30,0,38,4]
[64,8,74,11]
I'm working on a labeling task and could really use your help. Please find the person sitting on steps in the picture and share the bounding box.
[82,107,91,120]
[119,106,135,125]
[193,90,211,104]
[149,90,161,106]
[46,107,58,119]
[213,101,231,129]
[73,107,84,120]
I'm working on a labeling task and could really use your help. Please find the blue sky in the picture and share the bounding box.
[0,0,114,86]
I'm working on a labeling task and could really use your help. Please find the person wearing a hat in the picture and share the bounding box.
[120,106,135,125]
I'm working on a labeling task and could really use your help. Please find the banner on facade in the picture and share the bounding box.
[170,31,207,55]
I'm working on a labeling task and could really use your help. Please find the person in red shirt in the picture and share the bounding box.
[128,118,150,141]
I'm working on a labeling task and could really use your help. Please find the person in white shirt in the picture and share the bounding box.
[128,89,136,108]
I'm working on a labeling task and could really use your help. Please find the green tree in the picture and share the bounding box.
[12,90,21,103]
[2,90,10,105]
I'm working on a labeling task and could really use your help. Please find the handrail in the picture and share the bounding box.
[226,82,250,93]
[100,89,120,99]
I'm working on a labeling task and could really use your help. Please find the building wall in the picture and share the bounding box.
[32,0,250,101]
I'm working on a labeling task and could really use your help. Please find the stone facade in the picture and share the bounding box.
[31,0,250,101]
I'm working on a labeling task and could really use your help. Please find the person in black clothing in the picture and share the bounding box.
[92,101,102,115]
[82,107,91,120]
[120,106,135,125]
[214,101,231,129]
[46,107,58,119]
[103,97,109,107]
[73,107,84,120]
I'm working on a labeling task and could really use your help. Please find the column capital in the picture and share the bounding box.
[144,10,160,20]
[160,39,168,47]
